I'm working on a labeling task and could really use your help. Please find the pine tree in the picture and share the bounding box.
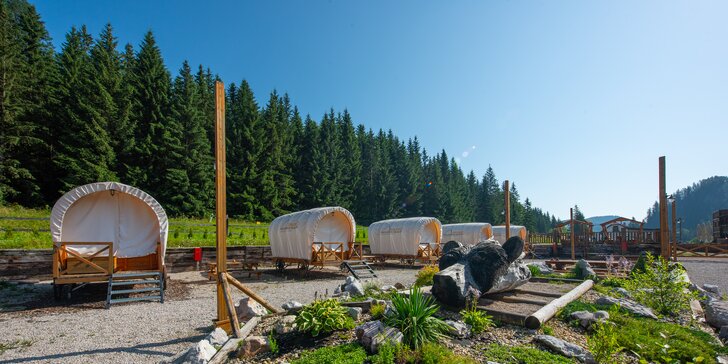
[226,80,260,219]
[52,26,117,193]
[297,115,320,210]
[337,109,361,209]
[170,60,213,216]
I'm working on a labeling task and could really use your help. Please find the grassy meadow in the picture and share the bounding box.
[0,205,369,249]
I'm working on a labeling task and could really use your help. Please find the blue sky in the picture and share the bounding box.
[33,0,728,220]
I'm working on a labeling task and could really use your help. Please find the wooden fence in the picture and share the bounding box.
[673,243,728,258]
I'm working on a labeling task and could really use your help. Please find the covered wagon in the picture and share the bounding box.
[368,217,442,263]
[492,225,527,245]
[269,207,362,269]
[442,223,493,245]
[50,182,167,304]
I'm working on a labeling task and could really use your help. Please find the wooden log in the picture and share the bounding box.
[483,296,551,306]
[220,272,242,338]
[525,279,594,329]
[226,273,280,314]
[208,316,261,364]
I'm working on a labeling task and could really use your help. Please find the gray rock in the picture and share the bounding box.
[689,283,712,301]
[241,336,269,356]
[574,259,597,280]
[704,284,721,294]
[718,355,728,364]
[355,320,403,353]
[281,300,303,311]
[183,340,217,364]
[381,285,396,292]
[333,285,343,295]
[593,311,609,320]
[205,327,228,347]
[534,335,595,363]
[445,319,471,338]
[274,315,297,334]
[527,261,554,275]
[344,277,366,297]
[347,306,363,320]
[487,260,531,293]
[236,297,267,321]
[719,326,728,341]
[570,310,608,329]
[704,299,728,328]
[612,287,630,297]
[394,282,406,290]
[596,295,657,319]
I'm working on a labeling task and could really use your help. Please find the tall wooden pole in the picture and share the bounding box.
[671,198,677,259]
[215,81,228,328]
[570,207,575,260]
[504,180,511,240]
[659,156,669,259]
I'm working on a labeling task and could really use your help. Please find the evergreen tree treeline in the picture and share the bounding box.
[0,1,555,232]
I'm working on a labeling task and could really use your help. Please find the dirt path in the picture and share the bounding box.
[680,257,728,296]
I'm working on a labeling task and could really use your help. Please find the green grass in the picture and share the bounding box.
[0,205,369,249]
[0,340,33,355]
[291,343,368,364]
[480,343,575,364]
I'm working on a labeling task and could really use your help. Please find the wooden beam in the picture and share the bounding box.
[220,272,242,338]
[208,316,261,364]
[659,156,669,259]
[671,198,677,258]
[570,207,575,260]
[504,180,511,240]
[226,273,280,314]
[525,279,594,329]
[215,80,228,326]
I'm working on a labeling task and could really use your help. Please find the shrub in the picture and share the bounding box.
[527,264,541,277]
[480,343,573,364]
[363,281,381,296]
[369,342,396,364]
[370,302,386,319]
[295,299,355,336]
[623,253,696,316]
[268,331,279,354]
[600,276,627,287]
[587,322,622,364]
[459,301,494,335]
[292,343,367,364]
[414,265,439,287]
[418,342,477,364]
[541,324,554,336]
[383,286,449,349]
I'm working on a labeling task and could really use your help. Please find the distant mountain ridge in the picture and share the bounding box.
[643,176,728,240]
[586,215,621,232]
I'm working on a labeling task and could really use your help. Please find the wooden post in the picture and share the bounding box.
[215,81,228,328]
[570,208,575,260]
[671,198,677,259]
[659,156,669,259]
[504,180,511,240]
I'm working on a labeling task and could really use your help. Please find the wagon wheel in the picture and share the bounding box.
[406,259,415,266]
[298,261,310,271]
[275,259,286,272]
[62,284,73,300]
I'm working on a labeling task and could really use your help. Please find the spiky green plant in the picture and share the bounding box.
[383,286,449,349]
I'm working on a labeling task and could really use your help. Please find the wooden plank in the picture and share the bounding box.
[226,273,280,314]
[512,288,565,298]
[525,279,594,329]
[220,272,242,338]
[504,180,511,240]
[476,305,528,326]
[208,316,261,364]
[481,296,550,306]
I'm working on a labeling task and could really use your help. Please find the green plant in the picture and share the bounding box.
[418,342,477,364]
[295,299,354,336]
[292,343,367,364]
[541,324,554,336]
[369,342,395,364]
[459,301,493,335]
[268,331,279,355]
[370,302,386,319]
[480,343,573,364]
[623,253,696,316]
[414,265,439,287]
[363,281,381,296]
[0,340,32,355]
[528,264,542,277]
[587,322,622,364]
[383,286,449,349]
[600,276,627,287]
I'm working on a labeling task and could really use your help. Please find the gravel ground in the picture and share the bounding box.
[0,265,419,364]
[680,257,728,296]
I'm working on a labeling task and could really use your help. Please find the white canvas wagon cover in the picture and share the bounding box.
[492,225,527,244]
[368,217,442,256]
[50,182,169,259]
[442,223,493,245]
[269,207,356,261]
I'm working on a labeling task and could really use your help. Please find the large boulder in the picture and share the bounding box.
[274,315,297,334]
[445,320,471,338]
[431,237,531,307]
[355,320,403,353]
[569,311,609,330]
[236,297,267,321]
[183,340,217,364]
[347,306,363,321]
[344,276,366,297]
[574,259,597,280]
[534,335,595,363]
[595,296,657,319]
[240,336,269,356]
[281,300,303,312]
[704,299,728,328]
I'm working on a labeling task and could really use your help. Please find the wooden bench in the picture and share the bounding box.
[208,260,261,280]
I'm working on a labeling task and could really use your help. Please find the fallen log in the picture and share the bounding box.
[525,279,594,329]
[208,316,261,364]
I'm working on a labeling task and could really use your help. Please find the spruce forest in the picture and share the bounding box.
[0,1,557,232]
